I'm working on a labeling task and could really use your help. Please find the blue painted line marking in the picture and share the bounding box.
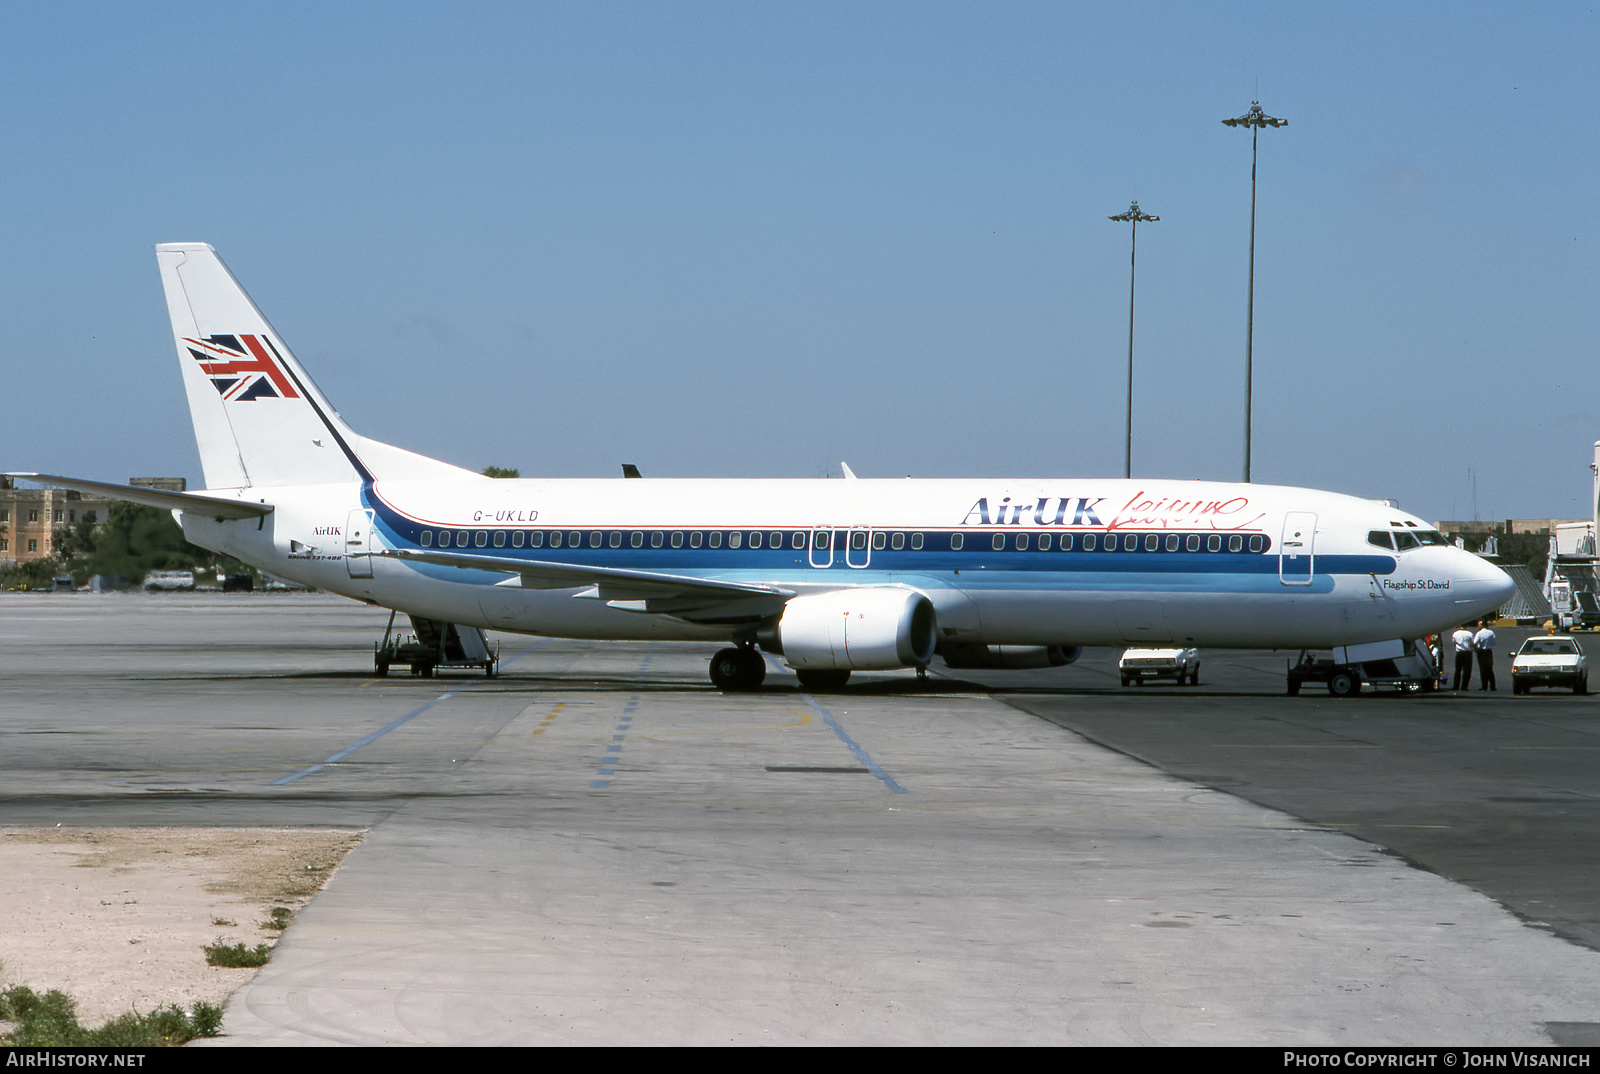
[271,639,546,786]
[591,643,655,789]
[799,693,909,795]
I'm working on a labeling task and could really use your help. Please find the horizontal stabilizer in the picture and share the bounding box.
[4,473,273,521]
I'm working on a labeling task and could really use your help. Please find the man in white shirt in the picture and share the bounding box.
[1452,625,1476,690]
[1473,621,1497,691]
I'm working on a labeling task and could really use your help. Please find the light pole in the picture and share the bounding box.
[1221,101,1286,483]
[1108,201,1158,480]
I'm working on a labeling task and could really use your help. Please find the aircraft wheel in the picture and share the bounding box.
[1327,670,1359,697]
[709,648,743,689]
[710,648,766,691]
[796,668,850,691]
[737,648,766,690]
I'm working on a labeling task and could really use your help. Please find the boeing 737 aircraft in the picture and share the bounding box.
[12,243,1514,690]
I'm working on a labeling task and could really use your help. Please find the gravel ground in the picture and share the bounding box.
[0,828,363,1028]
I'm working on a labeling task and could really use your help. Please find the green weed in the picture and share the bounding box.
[0,984,221,1046]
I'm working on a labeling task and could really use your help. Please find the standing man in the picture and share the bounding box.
[1474,619,1497,691]
[1452,624,1476,690]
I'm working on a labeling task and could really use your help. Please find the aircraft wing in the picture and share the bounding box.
[380,548,794,619]
[4,473,273,521]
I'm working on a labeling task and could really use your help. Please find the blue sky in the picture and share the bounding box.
[1,2,1596,524]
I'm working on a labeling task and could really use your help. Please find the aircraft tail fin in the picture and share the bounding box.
[156,243,477,489]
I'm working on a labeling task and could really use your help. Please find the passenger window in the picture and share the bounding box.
[709,532,722,548]
[548,531,561,548]
[1229,535,1243,552]
[1186,534,1199,552]
[1144,534,1158,551]
[749,532,761,549]
[1249,534,1264,552]
[650,531,663,548]
[586,531,600,548]
[475,531,488,548]
[950,533,964,551]
[873,532,886,550]
[671,531,684,548]
[727,532,740,549]
[891,532,905,550]
[630,531,643,548]
[911,533,924,550]
[420,530,433,547]
[494,531,506,548]
[992,533,1005,551]
[1016,533,1029,550]
[568,531,581,547]
[852,531,867,551]
[1038,533,1051,551]
[1207,534,1221,552]
[529,530,543,548]
[1083,534,1097,551]
[791,532,804,550]
[609,531,622,548]
[770,532,783,548]
[1123,534,1138,551]
[690,531,703,548]
[1165,534,1178,551]
[513,531,525,548]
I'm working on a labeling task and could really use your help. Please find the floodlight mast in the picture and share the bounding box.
[1221,102,1286,483]
[1107,201,1159,480]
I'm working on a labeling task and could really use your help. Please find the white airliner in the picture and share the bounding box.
[12,243,1514,690]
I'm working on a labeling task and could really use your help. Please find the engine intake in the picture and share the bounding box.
[767,588,937,670]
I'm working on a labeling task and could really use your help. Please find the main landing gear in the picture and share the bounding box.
[709,646,767,691]
[707,647,857,692]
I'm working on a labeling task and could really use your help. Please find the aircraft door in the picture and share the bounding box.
[846,527,872,568]
[346,508,376,578]
[809,527,834,568]
[1279,512,1316,586]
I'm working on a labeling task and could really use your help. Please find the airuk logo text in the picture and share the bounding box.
[962,497,1105,526]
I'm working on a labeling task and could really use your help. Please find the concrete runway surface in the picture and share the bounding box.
[4,591,1600,1046]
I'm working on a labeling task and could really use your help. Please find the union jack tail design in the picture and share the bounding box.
[158,242,480,489]
[184,334,301,401]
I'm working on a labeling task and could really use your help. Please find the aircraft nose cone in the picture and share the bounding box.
[1457,552,1515,619]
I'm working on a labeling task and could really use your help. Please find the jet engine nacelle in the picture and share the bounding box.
[938,643,1082,670]
[769,588,937,670]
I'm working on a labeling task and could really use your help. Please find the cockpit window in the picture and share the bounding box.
[1367,530,1394,550]
[1393,531,1420,551]
[1415,530,1447,546]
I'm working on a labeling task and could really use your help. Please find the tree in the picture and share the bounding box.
[482,466,520,479]
[64,502,217,584]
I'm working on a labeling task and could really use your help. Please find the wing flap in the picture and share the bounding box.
[381,547,793,604]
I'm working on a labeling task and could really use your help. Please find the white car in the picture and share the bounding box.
[1511,636,1589,695]
[1119,647,1200,687]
